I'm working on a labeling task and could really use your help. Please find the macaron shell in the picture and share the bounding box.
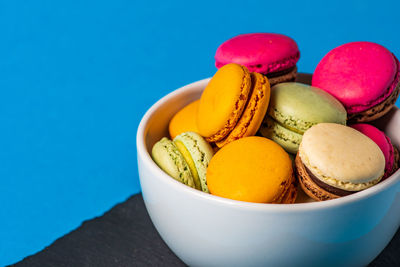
[151,137,195,188]
[207,136,293,203]
[279,182,297,204]
[259,116,302,154]
[350,123,394,179]
[197,63,251,142]
[268,82,347,133]
[273,173,297,204]
[295,186,316,203]
[215,33,300,74]
[312,42,399,114]
[295,153,339,201]
[169,100,199,139]
[300,123,385,191]
[347,81,400,123]
[216,72,270,147]
[174,132,214,193]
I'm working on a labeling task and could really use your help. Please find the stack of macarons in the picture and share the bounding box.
[151,32,400,204]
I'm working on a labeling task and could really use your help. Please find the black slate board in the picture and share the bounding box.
[13,194,400,267]
[14,194,185,267]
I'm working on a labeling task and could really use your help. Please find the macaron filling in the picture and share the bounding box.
[347,78,400,122]
[152,138,195,188]
[265,117,302,139]
[216,72,269,147]
[268,108,315,134]
[266,67,298,86]
[300,149,383,192]
[263,66,297,78]
[174,132,214,193]
[260,116,302,154]
[174,140,201,190]
[304,165,354,196]
[199,64,252,143]
[296,154,339,201]
[217,52,300,75]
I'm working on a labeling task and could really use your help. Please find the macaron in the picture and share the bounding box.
[350,123,399,180]
[312,41,400,123]
[197,63,270,147]
[296,123,385,201]
[207,136,296,204]
[152,132,214,192]
[173,132,214,192]
[152,137,195,188]
[169,100,199,139]
[215,33,300,86]
[259,82,347,154]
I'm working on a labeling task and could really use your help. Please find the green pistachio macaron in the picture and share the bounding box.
[174,132,214,193]
[152,137,195,188]
[260,82,347,154]
[152,132,214,192]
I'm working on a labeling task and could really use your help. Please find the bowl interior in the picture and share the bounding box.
[140,74,400,206]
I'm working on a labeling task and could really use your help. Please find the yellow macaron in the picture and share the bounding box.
[206,136,295,203]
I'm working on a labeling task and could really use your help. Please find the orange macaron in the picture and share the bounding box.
[207,136,296,203]
[197,63,270,147]
[169,100,199,139]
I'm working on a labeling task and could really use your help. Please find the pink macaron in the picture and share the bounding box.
[351,123,399,180]
[215,33,300,86]
[312,41,400,123]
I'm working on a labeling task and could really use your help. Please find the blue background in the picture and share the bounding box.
[1,0,400,265]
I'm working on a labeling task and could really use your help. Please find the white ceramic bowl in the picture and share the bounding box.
[137,75,400,267]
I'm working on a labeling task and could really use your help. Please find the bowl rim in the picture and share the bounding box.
[136,77,400,212]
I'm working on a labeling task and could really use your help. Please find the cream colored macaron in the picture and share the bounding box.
[296,123,385,201]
